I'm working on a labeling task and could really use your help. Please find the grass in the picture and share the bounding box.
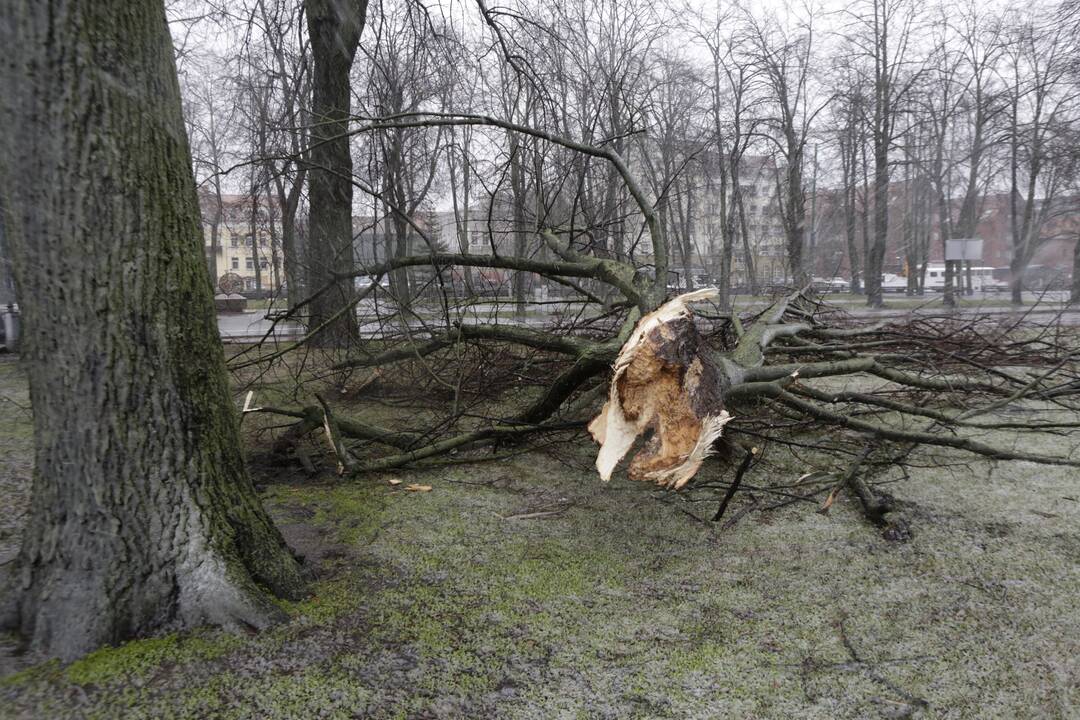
[2,362,1079,718]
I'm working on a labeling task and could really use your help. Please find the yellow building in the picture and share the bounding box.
[200,192,282,292]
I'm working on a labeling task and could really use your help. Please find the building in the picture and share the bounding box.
[199,192,282,292]
[682,154,788,287]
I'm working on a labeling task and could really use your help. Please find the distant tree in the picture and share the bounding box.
[745,10,825,286]
[0,0,305,659]
[182,67,237,287]
[249,0,312,306]
[842,0,923,307]
[829,64,867,294]
[640,52,707,293]
[356,2,447,309]
[1000,13,1077,304]
[690,6,764,303]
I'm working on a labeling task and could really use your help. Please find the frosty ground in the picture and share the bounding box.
[0,356,1077,719]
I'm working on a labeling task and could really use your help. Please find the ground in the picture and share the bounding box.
[0,356,1078,718]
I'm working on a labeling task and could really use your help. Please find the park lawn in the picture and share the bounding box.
[0,359,1078,719]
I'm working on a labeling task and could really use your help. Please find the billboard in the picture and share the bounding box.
[945,238,983,262]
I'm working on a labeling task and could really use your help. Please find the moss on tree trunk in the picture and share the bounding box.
[0,0,305,660]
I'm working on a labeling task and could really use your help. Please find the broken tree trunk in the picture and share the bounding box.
[231,113,1080,526]
[589,289,731,488]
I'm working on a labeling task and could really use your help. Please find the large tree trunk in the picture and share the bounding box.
[0,0,306,660]
[305,0,366,342]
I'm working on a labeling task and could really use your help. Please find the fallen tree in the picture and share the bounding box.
[232,113,1080,537]
[243,288,1080,536]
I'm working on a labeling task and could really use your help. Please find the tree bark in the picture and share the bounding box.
[1071,237,1080,304]
[0,0,306,660]
[305,0,366,342]
[0,196,14,305]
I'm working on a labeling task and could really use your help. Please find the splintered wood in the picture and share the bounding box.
[589,289,731,488]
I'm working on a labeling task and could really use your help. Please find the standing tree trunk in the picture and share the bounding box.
[305,0,366,341]
[867,135,889,308]
[0,0,306,660]
[274,172,305,305]
[509,133,528,317]
[249,170,263,292]
[0,197,13,306]
[382,129,412,308]
[840,123,862,294]
[783,134,807,287]
[1071,237,1080,304]
[206,190,223,287]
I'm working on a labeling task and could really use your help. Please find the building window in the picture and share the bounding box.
[231,257,239,270]
[246,258,254,270]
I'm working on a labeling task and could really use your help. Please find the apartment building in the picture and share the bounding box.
[200,192,281,292]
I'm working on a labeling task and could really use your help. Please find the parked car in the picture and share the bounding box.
[354,275,390,291]
[811,277,850,293]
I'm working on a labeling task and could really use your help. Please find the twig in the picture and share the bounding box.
[712,449,755,522]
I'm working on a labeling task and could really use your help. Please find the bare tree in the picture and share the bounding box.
[639,51,707,293]
[1000,13,1078,304]
[691,7,764,303]
[745,10,826,286]
[248,0,312,305]
[183,64,237,287]
[830,63,867,294]
[842,0,923,307]
[356,2,447,309]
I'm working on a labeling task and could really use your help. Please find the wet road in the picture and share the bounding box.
[218,292,1080,342]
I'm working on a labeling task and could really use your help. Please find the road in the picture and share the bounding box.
[217,299,557,342]
[218,291,1080,342]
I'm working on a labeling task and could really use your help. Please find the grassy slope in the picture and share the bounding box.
[0,361,1078,719]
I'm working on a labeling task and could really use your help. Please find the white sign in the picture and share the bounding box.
[945,238,983,262]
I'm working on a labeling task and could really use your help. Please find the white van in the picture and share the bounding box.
[881,273,909,293]
[923,265,997,292]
